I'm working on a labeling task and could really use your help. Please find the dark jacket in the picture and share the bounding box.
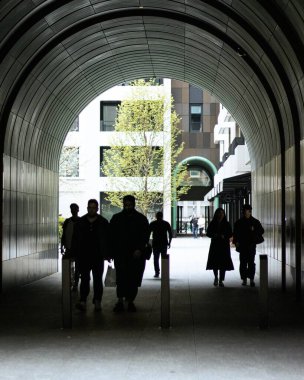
[72,214,110,262]
[61,216,81,254]
[233,216,264,249]
[206,218,234,270]
[110,209,149,287]
[110,209,150,258]
[149,220,172,249]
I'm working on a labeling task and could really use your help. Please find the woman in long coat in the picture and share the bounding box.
[206,208,234,287]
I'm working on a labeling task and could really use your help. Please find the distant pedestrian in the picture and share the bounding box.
[110,195,150,312]
[233,204,264,287]
[206,208,234,287]
[61,203,81,290]
[73,199,109,311]
[191,216,199,238]
[198,216,205,236]
[149,211,172,278]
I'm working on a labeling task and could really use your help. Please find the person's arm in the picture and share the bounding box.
[232,221,240,248]
[167,223,173,248]
[257,220,264,235]
[206,221,216,238]
[148,222,153,241]
[61,219,68,254]
[71,220,81,259]
[225,222,233,240]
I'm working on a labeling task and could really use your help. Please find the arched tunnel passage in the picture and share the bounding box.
[172,156,218,234]
[0,1,303,301]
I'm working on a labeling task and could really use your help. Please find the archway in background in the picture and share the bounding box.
[172,156,218,234]
[0,2,303,297]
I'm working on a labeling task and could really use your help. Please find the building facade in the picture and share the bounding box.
[59,79,220,230]
[205,105,251,226]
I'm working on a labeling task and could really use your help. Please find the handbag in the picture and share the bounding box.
[104,264,116,287]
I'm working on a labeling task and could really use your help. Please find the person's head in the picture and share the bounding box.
[123,195,136,214]
[87,199,99,217]
[156,211,163,221]
[214,207,225,222]
[242,204,252,218]
[70,203,79,217]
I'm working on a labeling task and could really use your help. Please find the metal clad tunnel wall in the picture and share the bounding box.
[0,1,303,297]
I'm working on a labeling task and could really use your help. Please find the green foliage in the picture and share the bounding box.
[101,79,190,216]
[58,215,65,241]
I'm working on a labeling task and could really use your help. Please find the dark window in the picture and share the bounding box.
[100,102,120,131]
[69,117,79,131]
[189,85,203,103]
[190,104,202,132]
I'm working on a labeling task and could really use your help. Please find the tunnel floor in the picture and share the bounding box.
[0,237,303,380]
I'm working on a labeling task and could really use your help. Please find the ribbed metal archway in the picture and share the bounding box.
[0,1,303,295]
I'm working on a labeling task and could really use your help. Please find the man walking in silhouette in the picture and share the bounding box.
[61,203,81,290]
[233,204,264,287]
[73,199,109,311]
[149,211,172,278]
[110,195,150,312]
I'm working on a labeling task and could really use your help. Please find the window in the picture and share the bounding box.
[190,170,200,178]
[59,147,79,177]
[190,104,202,132]
[69,117,79,131]
[187,168,211,186]
[100,101,120,131]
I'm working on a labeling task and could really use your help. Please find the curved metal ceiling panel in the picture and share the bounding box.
[0,0,303,172]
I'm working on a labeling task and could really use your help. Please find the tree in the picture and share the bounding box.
[59,146,79,177]
[101,79,190,217]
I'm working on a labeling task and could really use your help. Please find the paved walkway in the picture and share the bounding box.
[0,237,303,380]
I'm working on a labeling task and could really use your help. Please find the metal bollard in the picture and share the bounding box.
[259,254,268,329]
[62,257,72,328]
[161,255,170,329]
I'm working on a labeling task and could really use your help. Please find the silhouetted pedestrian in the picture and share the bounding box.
[198,216,205,236]
[233,204,264,287]
[61,203,81,290]
[149,211,172,278]
[110,195,149,312]
[206,208,234,287]
[73,199,109,311]
[191,216,199,238]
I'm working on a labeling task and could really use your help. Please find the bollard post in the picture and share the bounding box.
[259,254,268,329]
[62,256,72,328]
[161,254,170,329]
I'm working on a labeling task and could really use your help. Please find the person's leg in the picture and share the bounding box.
[113,258,126,312]
[92,260,104,310]
[219,270,225,286]
[213,269,219,286]
[247,247,256,286]
[239,252,248,285]
[153,248,161,277]
[219,270,225,282]
[77,263,90,310]
[125,257,146,311]
[73,258,80,289]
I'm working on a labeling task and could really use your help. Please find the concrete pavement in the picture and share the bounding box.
[0,236,303,380]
